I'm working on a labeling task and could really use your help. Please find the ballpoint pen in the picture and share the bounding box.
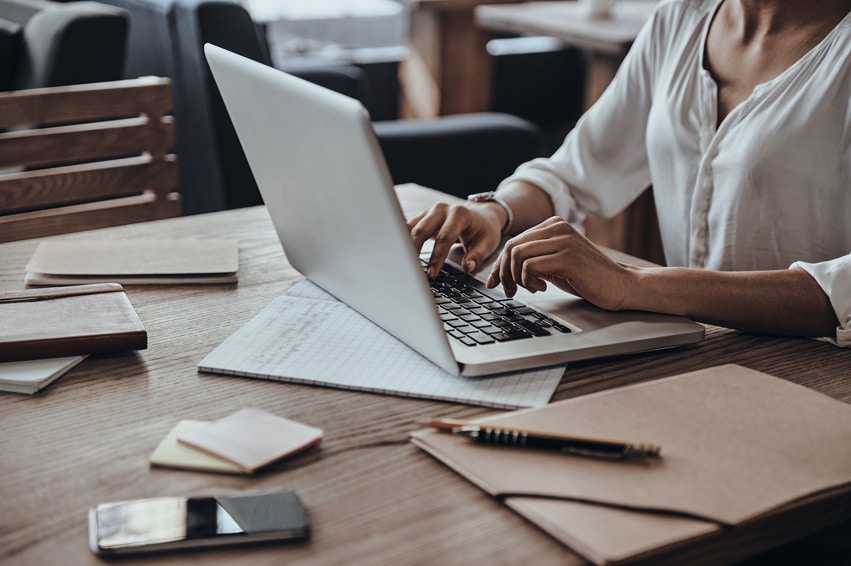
[0,283,123,304]
[427,417,661,460]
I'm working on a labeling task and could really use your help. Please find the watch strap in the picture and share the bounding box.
[466,191,514,236]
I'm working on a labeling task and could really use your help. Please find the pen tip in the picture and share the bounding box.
[424,417,472,432]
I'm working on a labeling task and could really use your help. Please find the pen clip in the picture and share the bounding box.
[560,445,628,460]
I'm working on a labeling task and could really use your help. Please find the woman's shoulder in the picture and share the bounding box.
[648,0,719,28]
[634,0,718,60]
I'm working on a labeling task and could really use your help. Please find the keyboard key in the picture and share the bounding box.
[492,330,533,342]
[425,260,572,347]
[514,319,551,337]
[513,306,537,315]
[468,332,496,344]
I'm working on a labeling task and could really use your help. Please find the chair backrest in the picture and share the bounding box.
[0,76,180,243]
[92,0,271,214]
[0,0,129,91]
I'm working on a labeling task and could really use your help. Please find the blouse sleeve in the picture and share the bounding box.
[497,3,667,225]
[790,255,851,348]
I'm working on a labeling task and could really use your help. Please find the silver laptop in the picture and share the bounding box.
[204,44,704,377]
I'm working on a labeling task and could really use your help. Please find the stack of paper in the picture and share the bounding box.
[0,356,86,394]
[149,407,323,474]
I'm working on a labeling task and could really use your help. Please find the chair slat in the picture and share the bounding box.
[0,117,175,169]
[0,78,172,129]
[0,192,181,243]
[0,77,181,241]
[0,156,178,213]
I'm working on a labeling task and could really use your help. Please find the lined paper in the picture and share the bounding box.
[198,281,563,409]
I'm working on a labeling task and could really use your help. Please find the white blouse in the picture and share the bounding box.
[499,0,851,346]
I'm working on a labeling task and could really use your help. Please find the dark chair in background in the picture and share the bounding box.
[489,35,586,152]
[5,0,576,216]
[77,0,545,214]
[374,112,543,199]
[0,0,128,91]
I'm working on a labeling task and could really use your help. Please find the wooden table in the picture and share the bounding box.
[2,184,850,565]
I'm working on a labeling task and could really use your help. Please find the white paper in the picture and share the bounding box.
[198,281,563,409]
[0,356,86,394]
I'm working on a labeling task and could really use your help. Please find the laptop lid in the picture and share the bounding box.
[205,44,459,375]
[204,44,704,377]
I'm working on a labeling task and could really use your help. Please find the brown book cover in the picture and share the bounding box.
[0,283,147,361]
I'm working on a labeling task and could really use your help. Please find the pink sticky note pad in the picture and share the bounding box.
[177,407,323,473]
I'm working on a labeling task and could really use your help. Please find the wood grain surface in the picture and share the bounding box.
[1,184,849,566]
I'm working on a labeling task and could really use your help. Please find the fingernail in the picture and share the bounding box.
[464,260,476,272]
[428,266,437,278]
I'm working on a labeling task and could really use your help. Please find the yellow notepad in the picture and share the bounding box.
[149,420,246,474]
[177,407,323,474]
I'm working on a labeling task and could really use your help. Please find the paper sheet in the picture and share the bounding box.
[0,356,86,394]
[149,420,246,474]
[177,407,323,473]
[198,281,563,409]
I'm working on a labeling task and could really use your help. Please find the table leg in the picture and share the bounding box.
[400,4,493,117]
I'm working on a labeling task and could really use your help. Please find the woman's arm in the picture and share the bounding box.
[490,217,839,338]
[630,266,838,338]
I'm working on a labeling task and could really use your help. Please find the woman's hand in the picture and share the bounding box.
[408,201,506,278]
[487,216,637,311]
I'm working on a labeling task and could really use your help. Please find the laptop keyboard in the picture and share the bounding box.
[423,260,572,347]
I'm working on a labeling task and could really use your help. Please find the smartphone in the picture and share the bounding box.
[88,490,309,556]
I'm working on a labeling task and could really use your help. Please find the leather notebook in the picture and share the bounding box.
[0,283,147,361]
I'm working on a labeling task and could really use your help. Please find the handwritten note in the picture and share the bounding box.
[198,281,563,409]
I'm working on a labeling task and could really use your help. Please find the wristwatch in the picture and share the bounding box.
[466,191,514,236]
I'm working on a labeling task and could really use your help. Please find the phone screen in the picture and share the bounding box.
[89,490,309,554]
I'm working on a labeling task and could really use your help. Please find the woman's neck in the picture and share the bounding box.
[727,0,850,41]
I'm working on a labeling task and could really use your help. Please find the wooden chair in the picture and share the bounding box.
[0,77,181,243]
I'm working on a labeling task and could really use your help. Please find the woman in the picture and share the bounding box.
[409,0,850,346]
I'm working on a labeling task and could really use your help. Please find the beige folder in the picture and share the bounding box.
[410,365,851,565]
[25,239,239,285]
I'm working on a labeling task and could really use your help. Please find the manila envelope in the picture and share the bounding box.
[410,365,851,565]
